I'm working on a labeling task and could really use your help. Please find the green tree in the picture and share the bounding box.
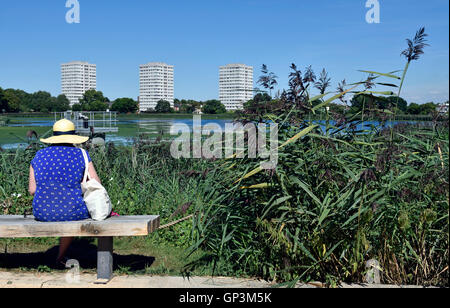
[351,93,379,112]
[350,94,363,111]
[350,94,405,113]
[54,94,71,112]
[87,100,108,111]
[419,102,437,115]
[79,89,109,111]
[392,96,408,113]
[2,89,21,112]
[72,104,83,112]
[155,100,172,113]
[253,93,272,103]
[2,89,31,112]
[177,99,201,113]
[0,88,7,112]
[111,98,138,113]
[202,100,226,114]
[329,103,346,114]
[407,102,421,115]
[180,103,194,113]
[0,88,75,113]
[29,91,53,112]
[379,96,408,113]
[243,93,273,111]
[173,98,181,112]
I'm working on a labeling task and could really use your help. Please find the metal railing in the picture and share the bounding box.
[54,111,119,135]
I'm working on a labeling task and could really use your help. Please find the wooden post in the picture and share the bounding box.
[96,236,113,284]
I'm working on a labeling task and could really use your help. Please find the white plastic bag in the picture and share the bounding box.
[80,148,112,221]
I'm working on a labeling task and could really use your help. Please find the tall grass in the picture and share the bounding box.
[186,28,449,286]
[186,121,448,285]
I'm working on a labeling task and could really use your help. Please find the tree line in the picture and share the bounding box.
[239,91,446,118]
[1,86,446,116]
[0,87,138,114]
[348,93,443,116]
[146,99,227,114]
[0,87,71,113]
[0,87,228,115]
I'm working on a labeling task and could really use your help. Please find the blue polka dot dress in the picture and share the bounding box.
[31,146,91,222]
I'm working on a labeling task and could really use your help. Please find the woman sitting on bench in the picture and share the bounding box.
[28,119,101,267]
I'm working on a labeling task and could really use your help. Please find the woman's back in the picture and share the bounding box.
[31,146,91,222]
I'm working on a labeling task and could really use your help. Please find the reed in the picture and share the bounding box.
[185,28,449,286]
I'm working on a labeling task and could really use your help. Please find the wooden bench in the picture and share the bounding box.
[0,215,160,284]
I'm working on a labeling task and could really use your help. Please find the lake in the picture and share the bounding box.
[0,115,428,149]
[0,116,234,149]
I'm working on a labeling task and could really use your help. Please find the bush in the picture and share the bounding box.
[111,98,138,113]
[155,100,173,113]
[202,100,226,114]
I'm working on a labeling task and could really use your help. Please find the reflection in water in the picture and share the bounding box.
[138,120,173,135]
[137,119,231,136]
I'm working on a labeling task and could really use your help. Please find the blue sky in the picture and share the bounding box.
[0,0,448,104]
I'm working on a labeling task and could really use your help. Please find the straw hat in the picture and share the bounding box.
[40,119,89,144]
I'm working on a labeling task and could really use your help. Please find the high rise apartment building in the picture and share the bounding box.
[219,64,253,110]
[61,61,97,106]
[139,62,174,112]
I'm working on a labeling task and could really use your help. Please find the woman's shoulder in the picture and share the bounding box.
[34,147,50,157]
[35,146,84,157]
[31,148,49,166]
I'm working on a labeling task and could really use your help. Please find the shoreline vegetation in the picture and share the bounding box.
[0,28,449,287]
[1,112,236,119]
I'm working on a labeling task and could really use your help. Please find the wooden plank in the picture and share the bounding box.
[0,215,160,238]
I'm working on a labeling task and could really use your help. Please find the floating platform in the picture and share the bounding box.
[54,111,119,135]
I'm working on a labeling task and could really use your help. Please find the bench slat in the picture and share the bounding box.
[0,215,160,238]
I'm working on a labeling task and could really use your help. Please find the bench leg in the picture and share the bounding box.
[95,236,113,284]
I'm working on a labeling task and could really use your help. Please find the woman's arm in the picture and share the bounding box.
[88,162,102,184]
[29,165,36,196]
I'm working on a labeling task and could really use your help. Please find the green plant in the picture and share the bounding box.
[186,28,449,287]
